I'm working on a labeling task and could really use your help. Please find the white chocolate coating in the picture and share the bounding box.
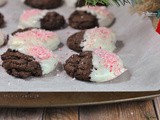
[64,0,77,7]
[80,27,116,52]
[8,29,60,51]
[90,49,127,82]
[18,9,47,29]
[0,31,5,46]
[20,0,25,2]
[10,45,58,75]
[77,6,115,27]
[0,0,7,6]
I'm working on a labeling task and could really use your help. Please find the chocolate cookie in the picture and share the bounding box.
[24,0,63,9]
[64,49,127,82]
[67,27,116,53]
[19,9,66,31]
[64,51,93,81]
[69,11,98,30]
[40,12,66,30]
[67,31,85,52]
[1,49,42,79]
[0,13,5,28]
[9,28,61,51]
[69,6,115,29]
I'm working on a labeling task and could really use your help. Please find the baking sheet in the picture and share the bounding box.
[0,0,160,92]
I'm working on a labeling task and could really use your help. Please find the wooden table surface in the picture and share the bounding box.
[0,97,159,120]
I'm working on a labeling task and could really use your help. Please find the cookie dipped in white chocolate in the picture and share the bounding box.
[9,29,60,51]
[10,45,58,75]
[81,27,116,52]
[18,9,47,29]
[77,6,114,27]
[64,0,77,7]
[90,49,127,82]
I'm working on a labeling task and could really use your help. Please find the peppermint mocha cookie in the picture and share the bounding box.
[67,27,116,52]
[9,28,60,51]
[1,46,58,78]
[0,0,7,6]
[24,0,63,9]
[64,49,127,82]
[19,9,66,30]
[69,6,114,29]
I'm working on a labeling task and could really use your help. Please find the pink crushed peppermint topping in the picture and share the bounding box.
[20,9,42,20]
[15,29,56,42]
[84,27,111,48]
[94,49,124,76]
[29,46,53,60]
[87,27,111,39]
[84,6,110,16]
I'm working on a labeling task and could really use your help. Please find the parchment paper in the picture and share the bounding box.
[0,0,160,92]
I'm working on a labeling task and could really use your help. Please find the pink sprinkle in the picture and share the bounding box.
[15,29,56,42]
[94,49,123,76]
[58,48,62,51]
[84,27,111,49]
[87,27,111,40]
[67,32,71,35]
[29,46,52,60]
[20,9,42,20]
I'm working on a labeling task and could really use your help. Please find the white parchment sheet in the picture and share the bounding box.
[0,0,159,92]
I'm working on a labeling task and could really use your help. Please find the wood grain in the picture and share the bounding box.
[154,97,160,120]
[0,108,43,120]
[0,99,158,120]
[79,101,157,120]
[43,107,78,120]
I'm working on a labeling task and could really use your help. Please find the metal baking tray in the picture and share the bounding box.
[0,92,159,107]
[0,0,159,107]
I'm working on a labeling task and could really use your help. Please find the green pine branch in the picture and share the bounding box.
[85,0,131,6]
